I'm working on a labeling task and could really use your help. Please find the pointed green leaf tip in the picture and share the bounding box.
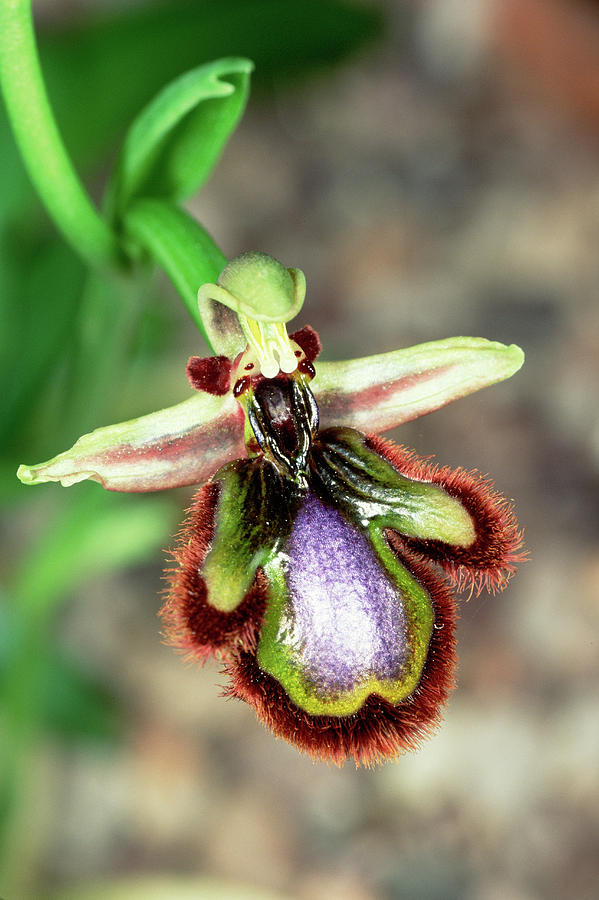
[107,57,254,217]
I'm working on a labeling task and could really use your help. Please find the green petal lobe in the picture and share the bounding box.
[203,460,301,612]
[311,428,476,546]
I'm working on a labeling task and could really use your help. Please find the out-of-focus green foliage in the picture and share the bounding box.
[1,238,85,451]
[12,490,177,611]
[1,489,177,743]
[0,622,121,744]
[38,0,382,168]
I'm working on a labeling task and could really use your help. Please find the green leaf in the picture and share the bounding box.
[39,650,121,744]
[0,0,121,270]
[108,58,253,216]
[0,237,84,447]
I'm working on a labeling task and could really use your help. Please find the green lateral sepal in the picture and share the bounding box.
[312,337,525,434]
[17,391,245,493]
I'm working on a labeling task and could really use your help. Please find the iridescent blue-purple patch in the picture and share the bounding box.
[283,493,408,696]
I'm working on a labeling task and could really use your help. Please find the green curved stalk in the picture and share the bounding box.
[123,197,228,347]
[0,0,120,268]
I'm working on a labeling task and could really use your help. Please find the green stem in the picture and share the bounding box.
[0,0,120,268]
[123,197,227,347]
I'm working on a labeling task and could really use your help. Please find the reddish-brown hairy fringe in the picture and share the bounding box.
[222,548,457,767]
[290,324,322,363]
[366,434,525,595]
[161,482,266,663]
[186,355,232,396]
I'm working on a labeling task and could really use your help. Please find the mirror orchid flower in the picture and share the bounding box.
[18,252,524,766]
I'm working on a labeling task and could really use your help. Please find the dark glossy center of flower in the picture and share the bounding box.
[283,494,408,697]
[256,380,302,456]
[247,375,318,485]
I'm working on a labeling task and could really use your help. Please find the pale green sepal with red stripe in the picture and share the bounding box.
[312,337,524,434]
[17,391,244,493]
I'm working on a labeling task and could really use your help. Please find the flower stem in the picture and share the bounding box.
[0,0,121,268]
[123,198,228,348]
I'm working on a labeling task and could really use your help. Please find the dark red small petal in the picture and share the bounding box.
[366,434,526,595]
[161,482,266,662]
[186,355,232,396]
[222,549,456,766]
[290,325,322,363]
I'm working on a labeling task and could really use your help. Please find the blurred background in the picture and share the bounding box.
[1,0,599,898]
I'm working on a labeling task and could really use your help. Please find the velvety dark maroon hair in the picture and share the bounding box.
[161,482,265,663]
[223,547,456,767]
[366,434,525,595]
[290,324,322,362]
[186,355,232,396]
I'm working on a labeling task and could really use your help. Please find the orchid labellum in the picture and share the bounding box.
[19,252,524,765]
